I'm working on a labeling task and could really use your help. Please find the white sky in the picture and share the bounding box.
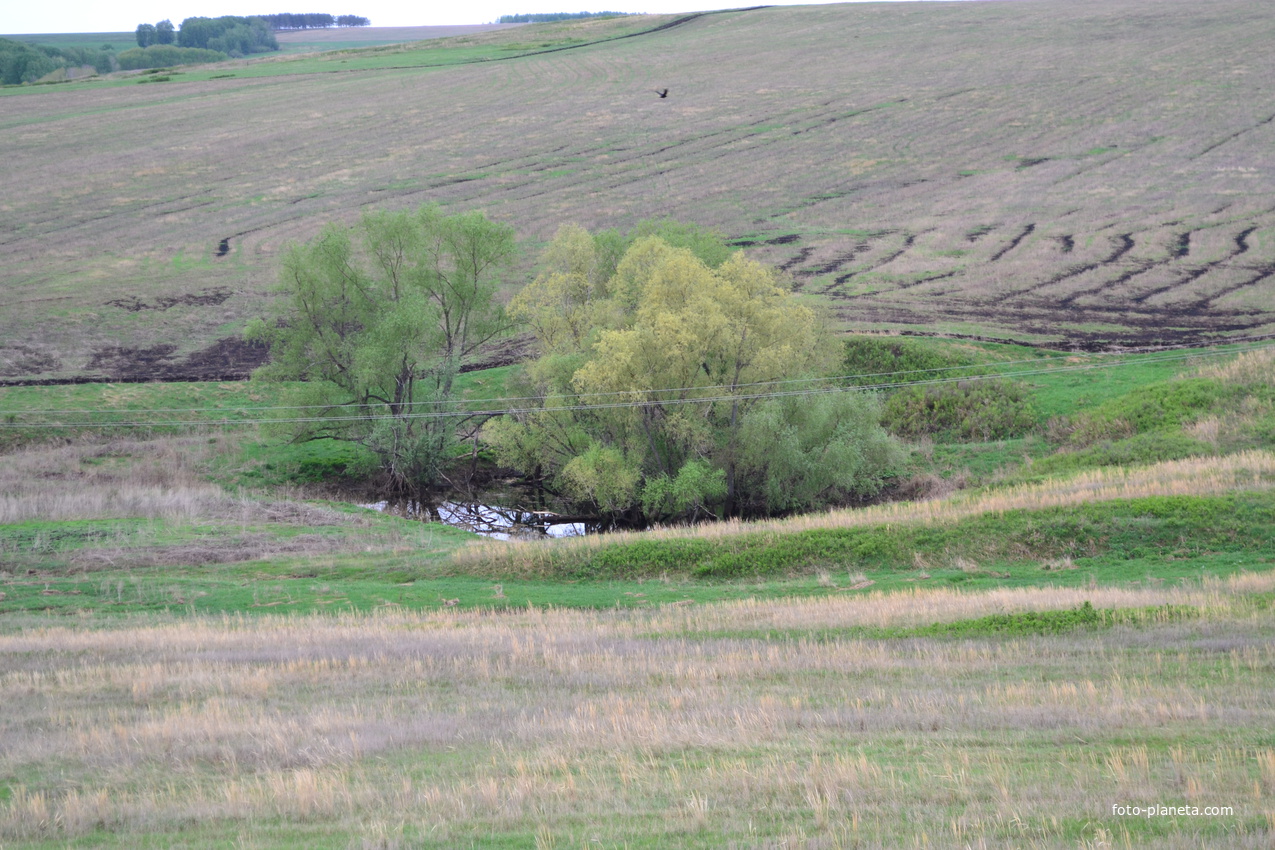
[3,0,879,35]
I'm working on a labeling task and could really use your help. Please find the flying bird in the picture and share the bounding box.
[654,89,669,98]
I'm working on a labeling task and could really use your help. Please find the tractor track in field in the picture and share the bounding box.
[832,298,1272,350]
[988,223,1035,262]
[1129,225,1261,305]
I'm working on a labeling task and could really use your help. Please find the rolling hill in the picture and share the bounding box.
[2,0,1273,382]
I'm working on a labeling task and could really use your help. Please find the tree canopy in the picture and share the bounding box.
[485,224,904,522]
[176,17,278,55]
[246,205,516,494]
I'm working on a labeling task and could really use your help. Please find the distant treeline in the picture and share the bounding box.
[136,17,279,55]
[0,37,117,84]
[256,13,371,30]
[497,11,629,23]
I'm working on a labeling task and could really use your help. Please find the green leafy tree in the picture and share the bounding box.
[246,205,516,494]
[487,224,903,521]
[135,23,156,48]
[155,20,176,45]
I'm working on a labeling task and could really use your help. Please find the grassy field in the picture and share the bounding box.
[2,579,1272,847]
[2,341,1274,845]
[3,0,1274,382]
[4,2,1275,843]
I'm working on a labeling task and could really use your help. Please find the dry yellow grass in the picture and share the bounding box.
[1192,346,1275,385]
[454,451,1275,573]
[0,575,1270,846]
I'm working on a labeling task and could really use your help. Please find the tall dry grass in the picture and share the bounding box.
[1191,346,1275,385]
[1,575,1271,846]
[454,451,1275,573]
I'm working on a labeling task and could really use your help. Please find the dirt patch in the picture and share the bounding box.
[83,337,269,382]
[765,234,801,245]
[106,288,232,312]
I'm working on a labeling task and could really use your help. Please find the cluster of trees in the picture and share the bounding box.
[484,223,903,522]
[134,17,280,57]
[257,13,371,29]
[134,20,176,47]
[497,12,627,23]
[0,38,117,84]
[252,211,905,522]
[175,17,279,55]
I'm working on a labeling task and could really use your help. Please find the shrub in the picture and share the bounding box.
[882,379,1037,441]
[117,45,227,70]
[841,336,976,386]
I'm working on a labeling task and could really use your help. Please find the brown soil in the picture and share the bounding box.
[83,337,270,382]
[105,288,232,312]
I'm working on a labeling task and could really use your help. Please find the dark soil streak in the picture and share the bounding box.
[215,238,230,257]
[106,288,232,313]
[1235,226,1256,256]
[834,298,1270,350]
[1056,234,1136,306]
[988,223,1035,262]
[965,225,996,243]
[1197,265,1275,308]
[810,246,869,283]
[1058,235,1075,253]
[1194,113,1275,159]
[893,271,958,291]
[1130,224,1262,305]
[82,338,269,382]
[1174,232,1191,258]
[779,247,815,271]
[1131,264,1213,305]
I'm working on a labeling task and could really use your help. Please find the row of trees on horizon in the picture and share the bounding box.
[497,12,629,23]
[135,13,370,49]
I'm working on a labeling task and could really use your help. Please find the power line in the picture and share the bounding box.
[10,335,1273,418]
[4,341,1268,430]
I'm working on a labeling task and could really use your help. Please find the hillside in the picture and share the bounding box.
[2,0,1274,382]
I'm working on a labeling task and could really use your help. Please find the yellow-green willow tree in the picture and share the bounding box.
[487,224,903,520]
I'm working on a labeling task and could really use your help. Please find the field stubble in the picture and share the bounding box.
[0,575,1272,847]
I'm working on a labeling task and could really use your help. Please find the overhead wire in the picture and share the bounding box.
[4,339,1270,430]
[12,334,1274,418]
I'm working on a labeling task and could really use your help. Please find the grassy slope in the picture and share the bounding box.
[3,0,1275,382]
[1,346,1274,846]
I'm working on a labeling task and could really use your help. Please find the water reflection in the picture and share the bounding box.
[364,499,591,540]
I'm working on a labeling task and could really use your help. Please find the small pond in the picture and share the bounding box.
[364,499,607,540]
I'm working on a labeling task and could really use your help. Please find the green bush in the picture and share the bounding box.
[842,336,976,386]
[882,379,1038,441]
